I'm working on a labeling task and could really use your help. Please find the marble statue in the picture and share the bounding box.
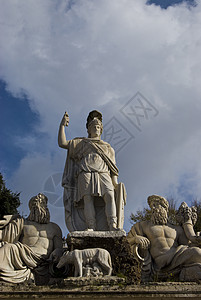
[0,193,63,284]
[127,195,201,281]
[58,110,126,232]
[57,248,112,277]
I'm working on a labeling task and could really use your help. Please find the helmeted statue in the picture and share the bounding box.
[58,110,126,232]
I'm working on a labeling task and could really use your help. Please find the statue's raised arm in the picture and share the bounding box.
[59,110,126,232]
[58,112,70,149]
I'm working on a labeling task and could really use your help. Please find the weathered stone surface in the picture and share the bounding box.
[66,230,140,283]
[0,193,63,285]
[58,110,126,232]
[0,281,201,298]
[57,248,112,277]
[59,275,125,287]
[128,195,201,282]
[67,230,126,241]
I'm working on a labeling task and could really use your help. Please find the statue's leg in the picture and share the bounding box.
[83,195,96,230]
[103,191,117,231]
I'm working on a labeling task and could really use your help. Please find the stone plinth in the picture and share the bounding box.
[67,230,126,250]
[1,281,201,298]
[66,230,140,283]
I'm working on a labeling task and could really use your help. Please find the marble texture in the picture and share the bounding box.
[127,195,201,282]
[58,110,126,232]
[0,193,63,284]
[57,248,112,277]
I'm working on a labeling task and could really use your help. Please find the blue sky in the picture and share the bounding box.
[1,0,201,235]
[147,0,196,8]
[0,81,39,175]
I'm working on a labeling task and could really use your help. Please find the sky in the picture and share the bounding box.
[1,0,201,235]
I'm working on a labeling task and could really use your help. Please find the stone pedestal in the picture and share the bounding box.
[66,230,140,283]
[67,230,126,250]
[2,281,201,298]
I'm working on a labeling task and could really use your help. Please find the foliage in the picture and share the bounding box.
[0,173,21,218]
[166,197,177,225]
[130,207,152,223]
[130,197,201,230]
[130,197,177,225]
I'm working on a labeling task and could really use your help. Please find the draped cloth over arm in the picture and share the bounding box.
[0,217,41,283]
[61,138,126,232]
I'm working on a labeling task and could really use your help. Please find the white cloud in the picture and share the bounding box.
[1,0,201,233]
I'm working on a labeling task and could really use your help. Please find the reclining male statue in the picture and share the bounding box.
[127,195,201,282]
[0,193,63,284]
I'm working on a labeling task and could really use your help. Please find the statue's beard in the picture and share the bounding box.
[27,204,50,224]
[151,207,168,225]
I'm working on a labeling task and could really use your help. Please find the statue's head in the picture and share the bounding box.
[148,195,169,225]
[176,202,197,226]
[27,193,50,224]
[86,110,103,138]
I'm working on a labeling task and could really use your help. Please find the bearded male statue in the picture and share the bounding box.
[58,110,126,232]
[0,193,63,284]
[127,195,201,282]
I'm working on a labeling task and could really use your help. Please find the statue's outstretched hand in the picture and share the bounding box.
[134,236,150,249]
[61,112,69,127]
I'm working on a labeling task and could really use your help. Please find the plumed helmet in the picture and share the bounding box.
[86,110,102,129]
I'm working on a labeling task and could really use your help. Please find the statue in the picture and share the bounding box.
[58,110,126,232]
[0,193,64,284]
[57,248,112,277]
[127,195,201,282]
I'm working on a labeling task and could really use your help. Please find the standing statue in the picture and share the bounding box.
[0,193,63,284]
[58,110,126,232]
[127,195,201,282]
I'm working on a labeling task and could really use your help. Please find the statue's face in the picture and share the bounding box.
[89,123,101,138]
[28,193,50,224]
[150,200,160,211]
[151,202,168,225]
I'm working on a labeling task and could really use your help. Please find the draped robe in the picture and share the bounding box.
[0,217,49,283]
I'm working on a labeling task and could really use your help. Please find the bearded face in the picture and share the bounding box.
[151,205,168,225]
[27,194,50,224]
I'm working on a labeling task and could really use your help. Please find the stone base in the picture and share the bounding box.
[60,275,125,287]
[67,230,126,250]
[66,230,140,283]
[0,281,201,298]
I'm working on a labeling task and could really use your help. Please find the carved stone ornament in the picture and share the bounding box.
[57,248,112,277]
[127,195,201,282]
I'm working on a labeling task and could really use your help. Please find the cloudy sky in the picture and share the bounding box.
[1,0,200,235]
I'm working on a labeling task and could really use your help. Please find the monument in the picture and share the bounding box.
[2,108,201,292]
[0,193,64,284]
[56,110,136,282]
[58,110,126,232]
[127,195,201,282]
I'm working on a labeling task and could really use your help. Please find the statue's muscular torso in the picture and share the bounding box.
[142,221,187,268]
[20,220,62,258]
